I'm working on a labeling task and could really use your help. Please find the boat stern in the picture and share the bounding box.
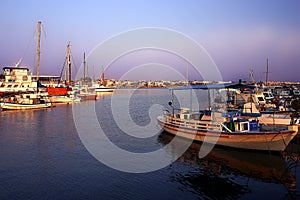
[288,124,299,132]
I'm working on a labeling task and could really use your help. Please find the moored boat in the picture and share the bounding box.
[49,95,81,104]
[0,93,52,111]
[76,86,97,101]
[157,83,298,152]
[95,85,115,93]
[157,109,298,152]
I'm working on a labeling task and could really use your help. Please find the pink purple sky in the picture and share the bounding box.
[0,0,300,81]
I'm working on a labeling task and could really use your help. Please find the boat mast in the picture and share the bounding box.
[36,21,42,81]
[83,52,86,80]
[92,65,95,82]
[249,68,255,83]
[67,42,71,83]
[265,58,269,86]
[100,66,106,86]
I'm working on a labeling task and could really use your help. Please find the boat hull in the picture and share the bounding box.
[49,96,81,104]
[1,102,52,110]
[95,87,114,93]
[77,94,97,101]
[157,116,298,151]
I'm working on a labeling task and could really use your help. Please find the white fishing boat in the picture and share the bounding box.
[1,93,52,111]
[157,83,298,152]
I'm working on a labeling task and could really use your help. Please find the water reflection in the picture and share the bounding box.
[158,132,297,199]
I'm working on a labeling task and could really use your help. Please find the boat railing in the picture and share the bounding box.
[165,115,222,131]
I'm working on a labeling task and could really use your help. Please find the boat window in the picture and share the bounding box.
[263,93,269,97]
[240,122,249,131]
[257,97,264,102]
[243,123,249,131]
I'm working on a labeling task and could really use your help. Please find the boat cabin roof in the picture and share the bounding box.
[3,66,29,71]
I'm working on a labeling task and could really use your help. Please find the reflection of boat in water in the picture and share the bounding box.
[158,133,296,198]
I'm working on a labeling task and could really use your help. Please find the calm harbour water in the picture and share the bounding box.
[0,89,300,199]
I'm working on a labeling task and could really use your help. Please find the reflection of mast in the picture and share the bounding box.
[36,21,42,81]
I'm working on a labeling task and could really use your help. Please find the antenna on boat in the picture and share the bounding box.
[14,58,22,68]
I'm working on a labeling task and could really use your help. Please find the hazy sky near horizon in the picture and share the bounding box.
[0,0,300,81]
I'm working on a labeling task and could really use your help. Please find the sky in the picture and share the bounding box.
[0,0,300,82]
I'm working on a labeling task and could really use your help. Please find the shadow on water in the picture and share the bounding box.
[158,132,298,199]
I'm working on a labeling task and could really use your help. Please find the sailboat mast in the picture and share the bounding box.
[249,68,255,83]
[36,21,41,81]
[83,52,86,80]
[265,58,269,86]
[67,42,71,83]
[92,65,95,82]
[101,66,105,84]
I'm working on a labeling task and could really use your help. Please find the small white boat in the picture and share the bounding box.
[1,93,52,111]
[49,95,81,104]
[95,85,115,93]
[77,86,97,101]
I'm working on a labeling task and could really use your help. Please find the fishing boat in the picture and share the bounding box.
[157,83,298,152]
[0,93,52,111]
[233,88,300,126]
[76,86,97,101]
